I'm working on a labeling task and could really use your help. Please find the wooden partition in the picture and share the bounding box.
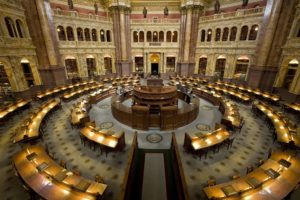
[171,133,190,200]
[118,132,138,200]
[112,93,199,130]
[132,105,150,130]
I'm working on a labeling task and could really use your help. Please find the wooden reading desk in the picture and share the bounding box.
[13,145,107,199]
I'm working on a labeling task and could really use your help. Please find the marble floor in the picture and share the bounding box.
[0,90,299,200]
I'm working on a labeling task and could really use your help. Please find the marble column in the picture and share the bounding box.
[177,5,203,76]
[247,0,297,91]
[9,56,28,91]
[290,67,300,94]
[110,5,132,76]
[23,0,66,86]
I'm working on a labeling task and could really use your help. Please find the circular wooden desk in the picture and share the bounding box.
[111,88,199,130]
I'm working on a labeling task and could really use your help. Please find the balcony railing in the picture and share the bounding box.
[53,9,111,22]
[199,7,264,22]
[131,18,180,24]
[58,40,114,48]
[0,36,34,48]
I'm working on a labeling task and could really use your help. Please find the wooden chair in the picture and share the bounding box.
[231,173,240,180]
[99,144,110,157]
[225,138,235,149]
[60,160,67,169]
[246,166,254,174]
[72,168,81,176]
[207,178,216,187]
[95,174,105,183]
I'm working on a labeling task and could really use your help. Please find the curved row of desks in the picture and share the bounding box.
[283,102,300,114]
[169,76,209,85]
[36,81,95,100]
[207,84,251,103]
[0,99,31,122]
[13,145,107,200]
[80,123,125,151]
[184,128,231,152]
[214,81,280,103]
[13,98,61,144]
[62,83,104,101]
[203,151,300,200]
[252,101,300,148]
[70,99,91,127]
[193,87,243,130]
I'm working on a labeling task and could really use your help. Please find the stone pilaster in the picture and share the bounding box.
[248,0,297,91]
[177,5,203,76]
[110,5,132,76]
[23,0,66,86]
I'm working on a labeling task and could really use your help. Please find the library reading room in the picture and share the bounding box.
[1,0,300,199]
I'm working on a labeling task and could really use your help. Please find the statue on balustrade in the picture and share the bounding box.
[143,7,147,18]
[214,0,220,14]
[68,0,74,10]
[164,6,169,17]
[242,0,249,7]
[94,2,98,14]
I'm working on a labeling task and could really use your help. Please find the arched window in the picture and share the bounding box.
[5,17,15,37]
[234,56,249,80]
[230,27,237,41]
[16,20,25,38]
[283,59,299,90]
[297,27,300,37]
[100,29,105,42]
[0,63,11,90]
[240,25,248,41]
[66,26,74,41]
[199,57,207,75]
[222,27,229,41]
[207,29,212,42]
[65,58,78,79]
[21,59,35,87]
[172,31,178,42]
[139,31,144,42]
[77,28,84,41]
[249,25,259,40]
[147,31,152,42]
[153,31,158,42]
[84,28,91,41]
[201,30,206,42]
[166,31,172,42]
[92,29,97,41]
[106,30,111,42]
[133,31,138,42]
[215,57,226,80]
[57,26,66,41]
[159,31,164,42]
[215,28,221,41]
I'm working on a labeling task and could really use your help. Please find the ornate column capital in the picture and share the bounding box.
[109,5,131,13]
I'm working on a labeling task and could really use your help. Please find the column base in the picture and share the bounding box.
[177,62,195,77]
[247,65,278,91]
[38,66,67,87]
[116,60,132,76]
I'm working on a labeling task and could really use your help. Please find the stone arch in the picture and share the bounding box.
[0,58,18,91]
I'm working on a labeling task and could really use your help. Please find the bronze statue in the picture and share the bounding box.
[143,7,147,18]
[94,2,98,14]
[68,0,74,10]
[242,0,249,7]
[214,0,220,14]
[164,6,169,16]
